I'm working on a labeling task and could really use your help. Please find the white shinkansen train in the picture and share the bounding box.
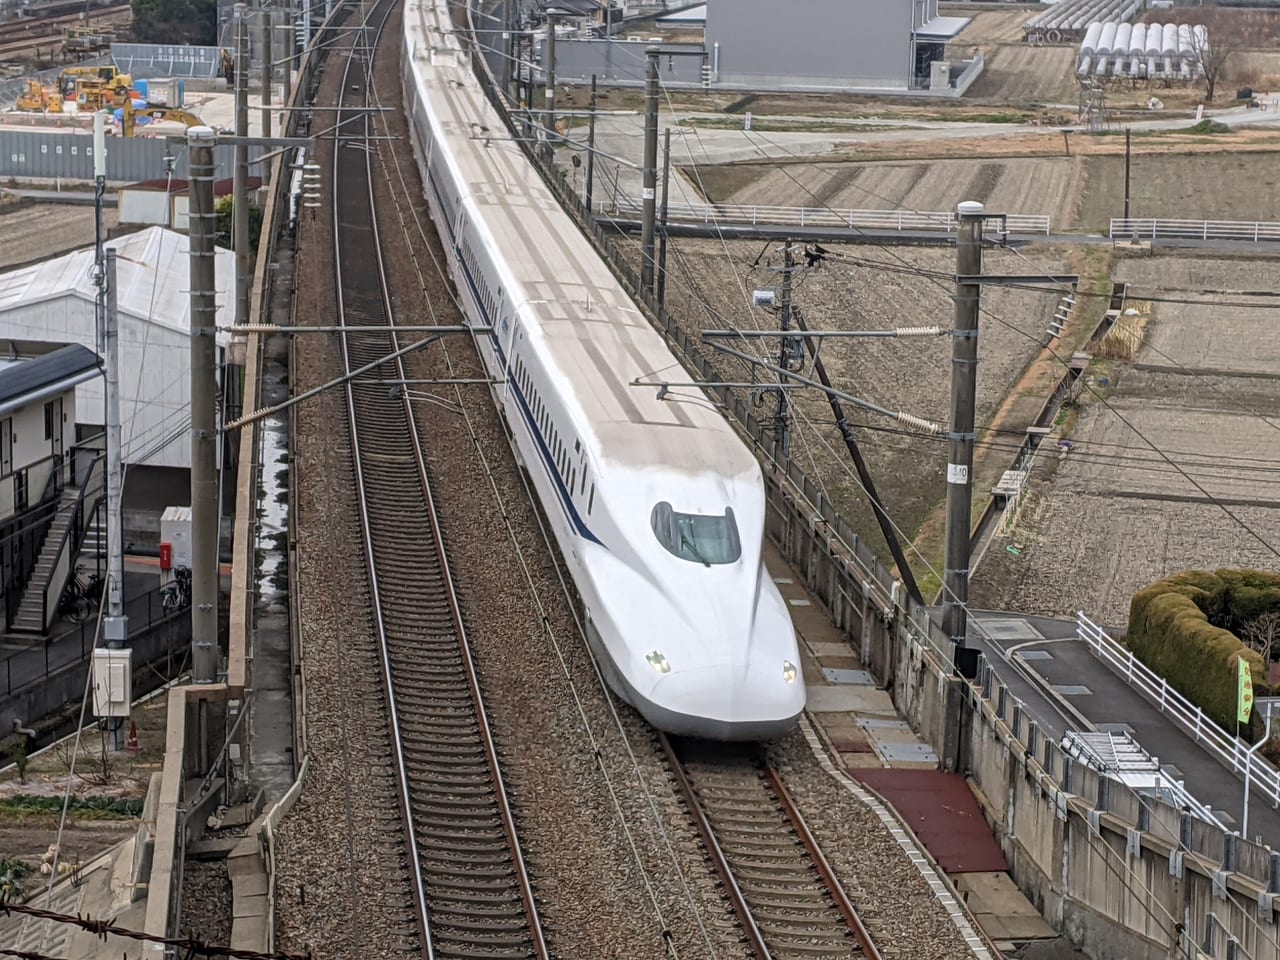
[400,0,804,739]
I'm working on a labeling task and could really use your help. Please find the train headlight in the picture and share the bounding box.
[646,650,671,674]
[783,660,798,684]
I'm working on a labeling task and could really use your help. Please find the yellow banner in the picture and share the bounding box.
[1239,656,1255,724]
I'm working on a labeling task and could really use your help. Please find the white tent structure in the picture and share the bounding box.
[0,226,233,470]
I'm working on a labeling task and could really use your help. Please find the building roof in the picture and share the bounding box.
[0,343,100,415]
[657,3,706,24]
[0,226,232,344]
[125,176,264,196]
[916,15,971,42]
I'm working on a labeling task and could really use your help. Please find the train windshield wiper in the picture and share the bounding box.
[681,533,711,568]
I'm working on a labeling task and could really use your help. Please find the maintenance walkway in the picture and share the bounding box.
[968,609,1280,850]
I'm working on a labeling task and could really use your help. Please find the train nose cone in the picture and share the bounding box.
[643,664,804,741]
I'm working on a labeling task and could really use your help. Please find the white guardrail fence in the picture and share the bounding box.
[613,197,1053,234]
[1110,218,1280,242]
[1076,612,1280,811]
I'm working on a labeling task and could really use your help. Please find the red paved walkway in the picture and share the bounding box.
[851,769,1008,873]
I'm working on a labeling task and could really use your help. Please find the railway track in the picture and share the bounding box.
[331,2,547,957]
[661,736,883,960]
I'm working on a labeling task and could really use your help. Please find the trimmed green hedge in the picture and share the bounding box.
[1127,569,1280,738]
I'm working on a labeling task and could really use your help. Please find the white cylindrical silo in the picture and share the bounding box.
[1078,55,1093,77]
[1193,23,1208,52]
[1129,54,1143,76]
[1147,55,1158,76]
[1129,23,1147,56]
[1081,21,1103,56]
[1179,61,1192,80]
[1095,56,1110,76]
[1163,55,1174,76]
[1115,22,1133,53]
[1162,23,1178,57]
[1098,20,1119,56]
[1145,23,1162,57]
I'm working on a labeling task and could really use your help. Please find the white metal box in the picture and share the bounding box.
[160,505,193,568]
[92,648,133,718]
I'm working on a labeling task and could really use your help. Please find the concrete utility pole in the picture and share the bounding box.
[543,11,556,149]
[584,74,597,212]
[656,126,672,308]
[261,4,273,141]
[942,200,984,656]
[234,3,251,329]
[500,0,512,94]
[187,125,221,685]
[102,249,129,753]
[640,46,660,297]
[92,111,106,353]
[1123,127,1132,222]
[775,240,795,456]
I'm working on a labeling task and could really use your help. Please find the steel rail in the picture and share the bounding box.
[332,1,548,956]
[330,0,432,951]
[657,733,772,959]
[762,763,884,960]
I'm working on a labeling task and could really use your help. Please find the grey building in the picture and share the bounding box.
[705,0,971,92]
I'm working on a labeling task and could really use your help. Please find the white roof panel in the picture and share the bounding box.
[0,226,232,346]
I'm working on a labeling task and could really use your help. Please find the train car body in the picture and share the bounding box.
[400,0,804,740]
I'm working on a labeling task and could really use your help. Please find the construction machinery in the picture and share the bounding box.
[120,96,201,136]
[57,64,131,109]
[14,77,63,112]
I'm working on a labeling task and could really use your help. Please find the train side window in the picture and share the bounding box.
[588,484,595,514]
[569,468,576,493]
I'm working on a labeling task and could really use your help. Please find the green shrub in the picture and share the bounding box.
[1127,569,1280,738]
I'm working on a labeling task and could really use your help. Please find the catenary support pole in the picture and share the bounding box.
[262,4,273,141]
[103,249,129,750]
[584,74,597,213]
[92,111,106,351]
[187,126,221,685]
[500,0,511,94]
[234,4,251,328]
[942,200,984,657]
[640,46,660,297]
[656,126,672,307]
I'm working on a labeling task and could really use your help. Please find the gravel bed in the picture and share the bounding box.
[178,861,232,945]
[364,17,750,958]
[771,728,979,960]
[271,4,422,956]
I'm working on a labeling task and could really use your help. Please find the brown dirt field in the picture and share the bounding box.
[953,9,1036,46]
[0,202,125,270]
[652,238,1066,586]
[1077,150,1280,231]
[965,45,1080,103]
[717,156,1084,227]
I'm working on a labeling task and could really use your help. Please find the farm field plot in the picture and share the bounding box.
[655,237,1065,580]
[1077,151,1280,231]
[964,45,1078,104]
[0,202,122,269]
[719,157,1083,228]
[972,254,1280,625]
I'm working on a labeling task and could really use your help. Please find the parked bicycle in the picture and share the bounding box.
[161,566,192,616]
[58,565,105,624]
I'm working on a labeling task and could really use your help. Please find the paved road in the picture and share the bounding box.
[968,609,1280,850]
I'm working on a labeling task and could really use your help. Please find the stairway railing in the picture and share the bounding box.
[35,453,105,634]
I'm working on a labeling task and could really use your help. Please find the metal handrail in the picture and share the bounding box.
[1076,612,1280,810]
[1110,217,1280,242]
[614,197,1053,234]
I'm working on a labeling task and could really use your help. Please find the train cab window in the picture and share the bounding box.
[650,502,742,566]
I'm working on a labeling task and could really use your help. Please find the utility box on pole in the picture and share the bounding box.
[92,648,133,718]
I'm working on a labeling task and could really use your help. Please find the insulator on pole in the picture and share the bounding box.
[896,411,944,434]
[895,325,946,337]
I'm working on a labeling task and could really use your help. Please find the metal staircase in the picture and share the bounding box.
[8,456,104,636]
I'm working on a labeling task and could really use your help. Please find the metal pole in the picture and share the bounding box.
[278,23,292,108]
[656,127,672,307]
[775,239,793,456]
[187,125,221,685]
[584,73,597,212]
[640,46,659,297]
[942,200,984,655]
[234,4,251,329]
[1123,126,1131,222]
[500,0,511,94]
[93,111,106,352]
[261,5,273,142]
[304,0,312,51]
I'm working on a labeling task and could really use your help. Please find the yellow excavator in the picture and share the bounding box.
[121,96,202,137]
